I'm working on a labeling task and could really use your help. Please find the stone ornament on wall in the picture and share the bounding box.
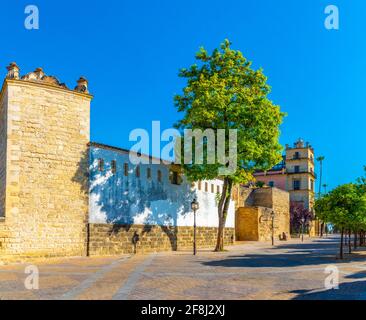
[5,62,89,94]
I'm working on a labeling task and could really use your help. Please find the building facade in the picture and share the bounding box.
[254,139,316,211]
[88,142,236,255]
[253,139,318,235]
[0,64,291,260]
[0,64,237,259]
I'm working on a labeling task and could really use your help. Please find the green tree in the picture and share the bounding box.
[315,184,366,259]
[174,40,284,251]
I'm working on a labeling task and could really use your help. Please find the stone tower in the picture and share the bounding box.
[0,63,92,259]
[285,139,316,210]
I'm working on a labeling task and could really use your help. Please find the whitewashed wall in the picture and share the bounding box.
[89,146,235,228]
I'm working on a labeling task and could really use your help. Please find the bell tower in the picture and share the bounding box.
[285,139,316,210]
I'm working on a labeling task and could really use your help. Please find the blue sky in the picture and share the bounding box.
[1,0,364,191]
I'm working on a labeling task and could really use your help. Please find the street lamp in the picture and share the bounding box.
[271,211,275,246]
[301,217,305,242]
[191,198,199,255]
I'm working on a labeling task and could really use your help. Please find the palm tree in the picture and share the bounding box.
[316,156,325,198]
[316,156,325,236]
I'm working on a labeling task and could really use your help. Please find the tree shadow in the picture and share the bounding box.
[73,145,196,252]
[201,240,366,269]
[291,280,366,300]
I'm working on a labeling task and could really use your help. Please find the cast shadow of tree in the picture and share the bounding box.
[72,147,196,251]
[291,279,366,300]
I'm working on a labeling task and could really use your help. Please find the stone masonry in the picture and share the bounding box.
[235,187,290,241]
[0,64,92,258]
[88,224,235,255]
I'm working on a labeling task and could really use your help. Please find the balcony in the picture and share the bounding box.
[286,156,314,164]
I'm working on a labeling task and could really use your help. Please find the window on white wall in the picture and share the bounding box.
[111,160,117,174]
[205,182,208,192]
[157,170,162,182]
[98,159,104,172]
[170,171,181,185]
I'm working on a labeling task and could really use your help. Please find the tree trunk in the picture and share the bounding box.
[348,229,352,254]
[354,231,357,249]
[215,178,233,252]
[320,222,324,237]
[340,228,344,259]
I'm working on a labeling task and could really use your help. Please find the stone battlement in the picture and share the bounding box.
[5,62,90,94]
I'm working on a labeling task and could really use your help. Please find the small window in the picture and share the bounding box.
[293,179,301,190]
[136,165,140,178]
[211,184,215,193]
[124,163,128,176]
[111,160,117,174]
[157,170,162,182]
[171,171,179,185]
[293,152,300,160]
[98,159,104,172]
[310,179,314,191]
[198,181,201,190]
[294,166,300,173]
[268,181,274,188]
[147,168,152,179]
[217,185,220,193]
[205,182,208,192]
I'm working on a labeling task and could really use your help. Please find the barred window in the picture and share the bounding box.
[98,159,104,172]
[157,170,162,182]
[111,160,117,174]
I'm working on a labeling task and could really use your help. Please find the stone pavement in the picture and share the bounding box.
[1,235,366,300]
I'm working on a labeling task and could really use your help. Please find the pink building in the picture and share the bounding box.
[253,139,316,211]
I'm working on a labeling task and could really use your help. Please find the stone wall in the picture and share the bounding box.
[0,79,91,258]
[236,207,258,241]
[88,223,235,255]
[0,84,7,219]
[235,187,290,242]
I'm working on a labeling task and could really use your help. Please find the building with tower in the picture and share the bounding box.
[254,139,316,211]
[253,139,317,235]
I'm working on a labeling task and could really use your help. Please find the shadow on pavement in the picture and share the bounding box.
[291,280,366,300]
[201,236,365,269]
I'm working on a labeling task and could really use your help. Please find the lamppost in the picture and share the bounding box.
[271,211,275,246]
[191,198,199,256]
[301,217,305,242]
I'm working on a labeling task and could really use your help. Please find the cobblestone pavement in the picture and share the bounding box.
[1,235,366,300]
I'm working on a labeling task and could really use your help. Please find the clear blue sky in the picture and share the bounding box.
[1,0,364,191]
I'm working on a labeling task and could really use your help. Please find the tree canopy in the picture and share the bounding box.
[174,39,285,250]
